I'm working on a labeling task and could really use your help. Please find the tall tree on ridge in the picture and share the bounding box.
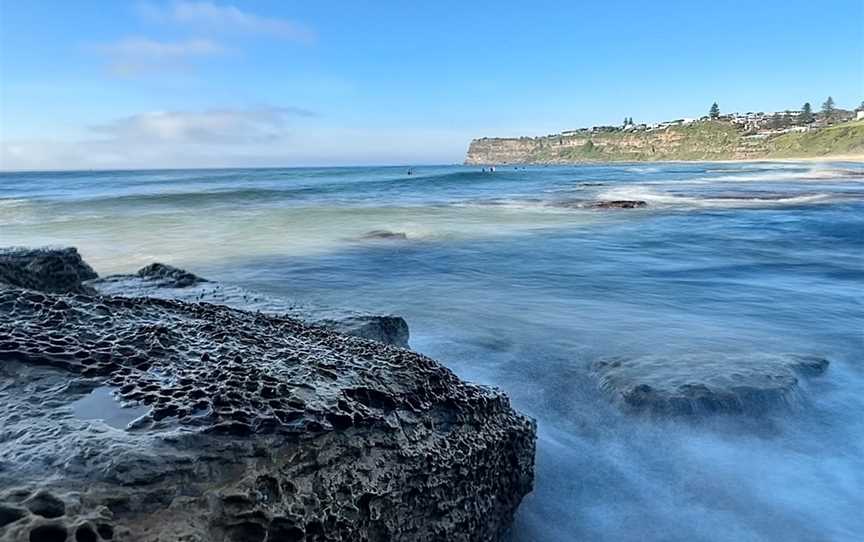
[709,102,720,119]
[800,103,813,124]
[821,96,835,121]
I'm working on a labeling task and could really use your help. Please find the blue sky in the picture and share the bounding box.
[1,1,862,169]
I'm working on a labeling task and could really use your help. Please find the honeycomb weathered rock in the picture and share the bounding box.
[90,263,410,347]
[0,286,535,541]
[0,247,98,295]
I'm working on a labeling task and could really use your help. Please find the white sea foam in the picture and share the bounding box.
[625,166,661,173]
[700,165,864,183]
[454,199,576,213]
[596,186,835,208]
[0,198,37,227]
[0,198,29,208]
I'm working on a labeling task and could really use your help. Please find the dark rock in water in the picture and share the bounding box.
[316,314,410,348]
[360,230,408,241]
[136,262,206,288]
[551,199,647,210]
[0,247,98,294]
[592,353,829,416]
[0,287,535,541]
[589,200,648,209]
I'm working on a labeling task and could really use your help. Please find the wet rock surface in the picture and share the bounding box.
[588,200,648,209]
[135,263,206,288]
[549,199,648,210]
[359,230,409,241]
[91,266,409,347]
[0,247,98,294]
[316,315,410,348]
[592,352,829,416]
[0,285,535,541]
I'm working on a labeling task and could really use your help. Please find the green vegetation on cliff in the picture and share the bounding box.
[466,120,864,164]
[768,120,864,157]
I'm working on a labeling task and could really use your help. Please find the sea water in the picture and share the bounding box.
[2,162,862,541]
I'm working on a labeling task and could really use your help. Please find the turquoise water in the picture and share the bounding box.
[2,162,863,541]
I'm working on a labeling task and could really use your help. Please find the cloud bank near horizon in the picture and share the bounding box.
[0,106,466,170]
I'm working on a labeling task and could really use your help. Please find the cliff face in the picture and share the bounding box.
[465,120,864,164]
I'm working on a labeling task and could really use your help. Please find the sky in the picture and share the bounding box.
[1,0,862,170]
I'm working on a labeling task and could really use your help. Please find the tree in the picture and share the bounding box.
[799,102,813,124]
[769,113,782,129]
[822,96,835,120]
[709,102,720,119]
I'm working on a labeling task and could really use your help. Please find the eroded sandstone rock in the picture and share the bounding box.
[0,287,535,541]
[0,247,98,294]
[91,265,410,347]
[0,247,409,348]
[135,263,206,288]
[592,352,829,416]
[316,315,410,348]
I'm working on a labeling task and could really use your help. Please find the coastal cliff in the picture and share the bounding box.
[466,120,864,164]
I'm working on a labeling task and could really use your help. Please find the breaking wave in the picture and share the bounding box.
[595,186,837,208]
[698,165,864,183]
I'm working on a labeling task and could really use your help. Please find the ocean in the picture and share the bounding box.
[2,162,863,541]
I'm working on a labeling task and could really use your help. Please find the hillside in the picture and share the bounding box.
[465,120,864,164]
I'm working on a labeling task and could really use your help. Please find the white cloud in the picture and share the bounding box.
[92,37,226,77]
[92,3,314,77]
[0,106,324,170]
[141,1,316,43]
[96,37,225,58]
[90,107,314,144]
[0,107,473,171]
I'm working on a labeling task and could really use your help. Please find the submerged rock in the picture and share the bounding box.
[360,230,409,241]
[0,287,536,541]
[317,315,410,348]
[592,352,829,416]
[0,247,98,294]
[136,262,206,288]
[550,199,648,210]
[589,200,648,209]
